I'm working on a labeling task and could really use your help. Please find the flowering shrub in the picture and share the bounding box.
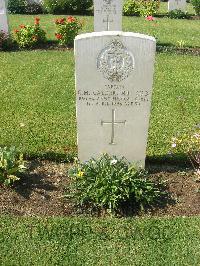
[171,124,200,177]
[139,0,160,17]
[123,0,140,16]
[67,154,165,215]
[13,17,46,48]
[55,16,82,47]
[123,0,160,17]
[0,31,12,51]
[0,146,26,187]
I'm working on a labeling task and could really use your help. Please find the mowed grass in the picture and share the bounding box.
[8,11,200,48]
[0,50,76,159]
[1,216,200,265]
[0,51,199,159]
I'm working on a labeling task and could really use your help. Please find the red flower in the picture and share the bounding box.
[55,33,63,40]
[67,16,76,23]
[59,18,65,24]
[34,17,40,25]
[145,16,155,21]
[14,29,19,34]
[20,24,26,29]
[55,18,65,25]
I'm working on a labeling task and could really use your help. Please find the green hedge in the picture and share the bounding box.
[8,0,93,15]
[8,0,44,14]
[43,0,93,14]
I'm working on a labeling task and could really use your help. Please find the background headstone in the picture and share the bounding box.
[0,0,8,33]
[75,32,156,167]
[168,0,186,12]
[94,0,123,31]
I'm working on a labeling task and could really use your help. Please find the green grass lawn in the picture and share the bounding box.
[0,50,199,160]
[1,216,200,265]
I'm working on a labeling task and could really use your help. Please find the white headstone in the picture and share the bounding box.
[94,0,122,31]
[0,0,8,33]
[168,0,186,12]
[75,32,156,167]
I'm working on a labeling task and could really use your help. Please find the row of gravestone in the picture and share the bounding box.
[0,0,187,34]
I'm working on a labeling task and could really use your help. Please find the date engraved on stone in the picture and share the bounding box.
[97,40,135,82]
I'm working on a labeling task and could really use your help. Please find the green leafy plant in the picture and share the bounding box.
[123,0,160,16]
[55,16,82,47]
[171,124,200,178]
[168,9,190,19]
[13,17,46,48]
[67,154,165,214]
[191,0,200,15]
[123,0,140,16]
[139,0,160,17]
[8,0,26,14]
[0,146,26,187]
[8,0,43,14]
[24,2,44,14]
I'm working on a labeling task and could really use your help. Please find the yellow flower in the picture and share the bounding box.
[77,171,84,177]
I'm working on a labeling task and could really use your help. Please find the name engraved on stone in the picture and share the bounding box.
[101,109,126,145]
[96,5,117,15]
[97,40,135,82]
[77,88,150,107]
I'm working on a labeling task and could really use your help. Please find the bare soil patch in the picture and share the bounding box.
[0,160,200,217]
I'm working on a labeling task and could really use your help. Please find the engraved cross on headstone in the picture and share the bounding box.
[101,109,126,145]
[103,15,114,31]
[175,0,181,4]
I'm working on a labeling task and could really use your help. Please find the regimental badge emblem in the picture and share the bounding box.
[97,40,135,82]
